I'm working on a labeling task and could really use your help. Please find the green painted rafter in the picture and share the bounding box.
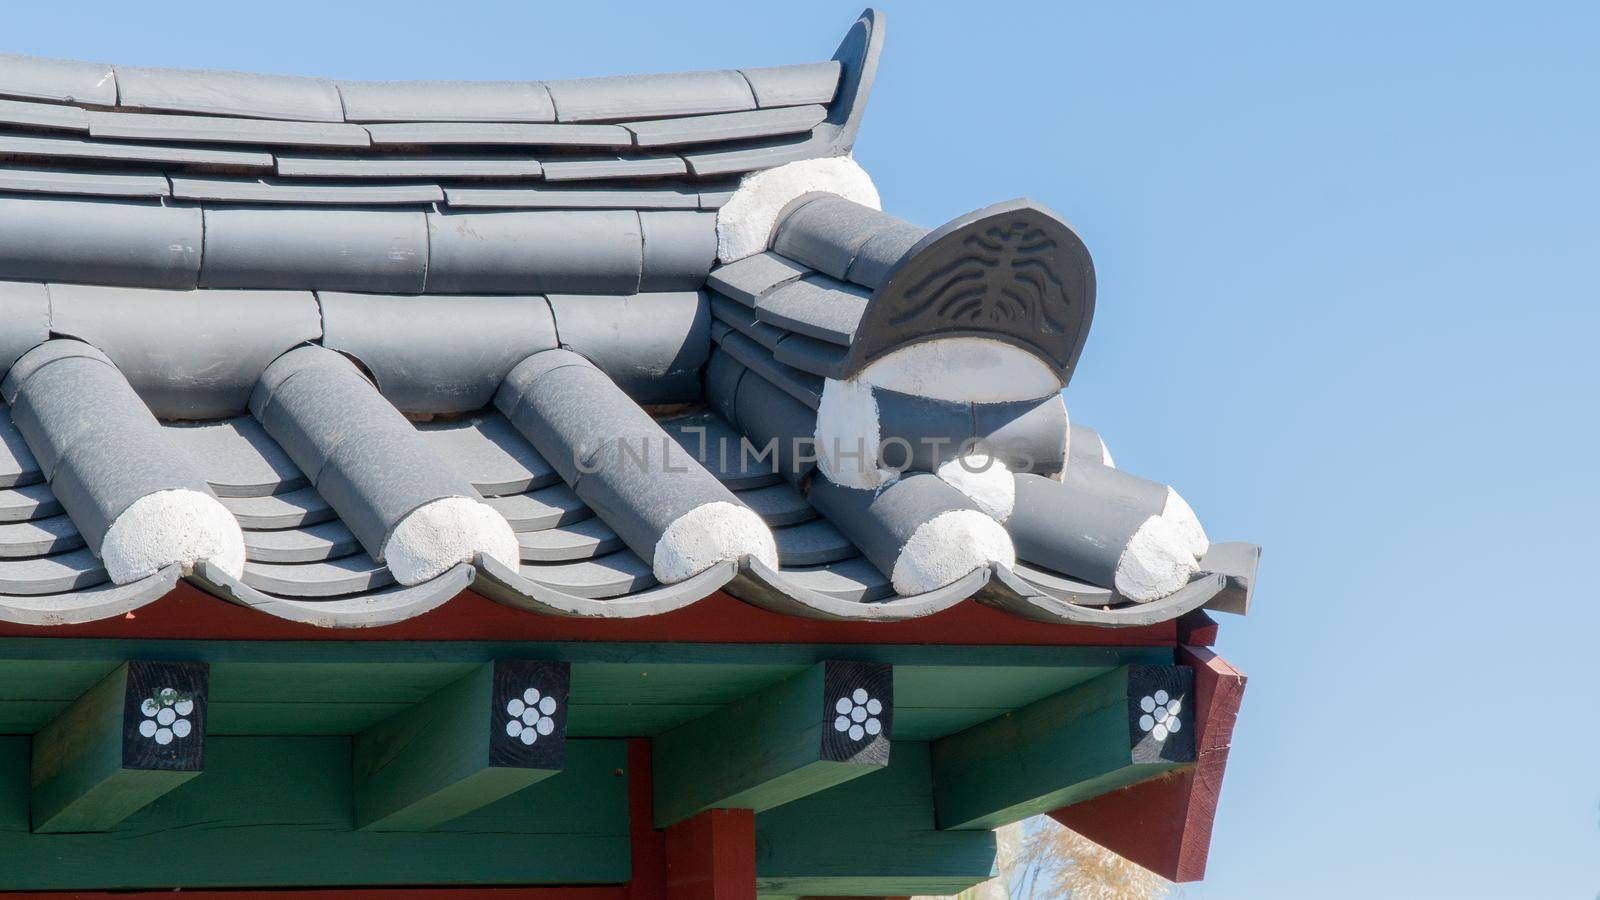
[932,664,1196,831]
[652,660,891,827]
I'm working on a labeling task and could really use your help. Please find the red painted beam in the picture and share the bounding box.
[1048,645,1246,883]
[0,582,1176,647]
[664,809,756,900]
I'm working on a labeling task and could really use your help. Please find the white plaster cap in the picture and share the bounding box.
[383,496,519,586]
[652,500,778,584]
[100,488,246,584]
[1161,486,1210,559]
[1114,515,1201,602]
[934,454,1016,521]
[716,156,880,262]
[814,376,891,491]
[858,338,1063,403]
[891,509,1016,596]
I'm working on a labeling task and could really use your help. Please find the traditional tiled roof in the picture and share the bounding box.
[0,9,1258,629]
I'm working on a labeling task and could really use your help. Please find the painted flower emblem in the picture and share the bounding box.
[832,688,883,742]
[1137,689,1182,741]
[505,687,558,745]
[138,687,194,746]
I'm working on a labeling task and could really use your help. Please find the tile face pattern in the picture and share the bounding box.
[0,9,1257,633]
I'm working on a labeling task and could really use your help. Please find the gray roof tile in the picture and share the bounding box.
[426,209,642,295]
[0,548,107,596]
[661,410,783,491]
[738,62,842,108]
[772,518,856,567]
[737,482,817,527]
[712,327,823,410]
[243,554,394,598]
[0,165,169,199]
[639,210,718,291]
[705,252,810,306]
[337,80,555,124]
[771,193,898,281]
[625,104,826,148]
[170,176,442,205]
[250,345,481,560]
[680,133,830,178]
[6,340,217,549]
[0,514,84,559]
[771,331,850,379]
[276,154,544,179]
[711,293,788,352]
[199,206,428,293]
[0,131,275,168]
[417,413,561,497]
[0,282,52,383]
[88,110,370,147]
[845,218,927,289]
[0,97,90,132]
[321,292,559,415]
[243,519,360,564]
[519,550,655,598]
[47,284,322,419]
[0,54,117,106]
[517,516,623,563]
[752,273,869,346]
[444,185,699,210]
[0,405,42,490]
[365,121,631,147]
[775,555,893,602]
[0,483,62,524]
[0,196,201,290]
[697,188,738,209]
[540,154,687,181]
[544,292,708,403]
[485,484,592,532]
[164,417,307,498]
[547,70,754,122]
[221,485,337,531]
[113,65,344,122]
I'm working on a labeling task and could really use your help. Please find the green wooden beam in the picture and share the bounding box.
[754,741,997,897]
[354,659,569,831]
[30,660,207,833]
[0,736,632,890]
[931,664,1196,831]
[0,640,1171,743]
[653,660,892,827]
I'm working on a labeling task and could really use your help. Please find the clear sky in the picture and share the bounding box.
[8,2,1598,896]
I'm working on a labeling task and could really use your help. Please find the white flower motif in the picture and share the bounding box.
[505,687,558,746]
[831,687,883,742]
[137,687,195,746]
[1136,689,1183,742]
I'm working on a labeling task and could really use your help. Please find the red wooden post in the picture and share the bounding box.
[626,739,668,900]
[664,808,756,900]
[1048,645,1246,882]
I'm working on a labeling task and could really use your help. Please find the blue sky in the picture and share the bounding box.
[8,1,1598,896]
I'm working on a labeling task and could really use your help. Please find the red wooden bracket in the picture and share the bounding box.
[1048,645,1246,882]
[1175,610,1218,647]
[664,808,756,900]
